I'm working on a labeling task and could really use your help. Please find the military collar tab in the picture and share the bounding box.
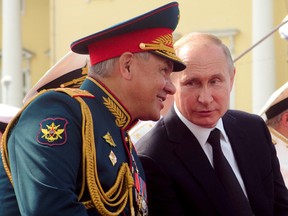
[87,77,132,130]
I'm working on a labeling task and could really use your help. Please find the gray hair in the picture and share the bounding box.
[88,57,118,77]
[266,110,288,128]
[88,52,150,78]
[174,32,235,74]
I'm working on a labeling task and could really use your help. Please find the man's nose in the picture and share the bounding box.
[165,80,176,95]
[198,87,213,104]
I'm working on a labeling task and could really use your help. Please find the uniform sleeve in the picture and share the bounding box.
[270,139,288,215]
[8,92,88,216]
[261,120,288,215]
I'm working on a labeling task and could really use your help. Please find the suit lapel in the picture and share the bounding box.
[164,108,235,215]
[222,112,270,213]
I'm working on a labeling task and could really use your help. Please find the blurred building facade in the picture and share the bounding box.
[0,0,288,113]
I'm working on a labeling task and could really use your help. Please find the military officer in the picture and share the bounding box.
[259,81,288,187]
[0,2,185,216]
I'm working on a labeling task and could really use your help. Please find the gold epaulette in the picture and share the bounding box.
[55,88,95,99]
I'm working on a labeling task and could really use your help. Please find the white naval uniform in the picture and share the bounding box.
[269,126,288,187]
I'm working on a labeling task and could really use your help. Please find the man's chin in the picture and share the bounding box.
[193,118,218,128]
[140,112,161,122]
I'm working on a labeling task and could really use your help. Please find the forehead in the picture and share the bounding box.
[180,42,226,63]
[180,43,230,70]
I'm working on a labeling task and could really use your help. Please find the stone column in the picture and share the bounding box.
[252,0,275,113]
[1,0,22,107]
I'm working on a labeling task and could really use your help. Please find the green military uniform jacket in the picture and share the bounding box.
[0,77,147,216]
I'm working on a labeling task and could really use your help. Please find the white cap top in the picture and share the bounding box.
[259,81,288,120]
[0,103,20,124]
[23,51,89,104]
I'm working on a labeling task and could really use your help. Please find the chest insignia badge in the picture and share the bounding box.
[109,150,117,166]
[103,132,116,147]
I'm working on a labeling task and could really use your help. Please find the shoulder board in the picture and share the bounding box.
[55,88,95,98]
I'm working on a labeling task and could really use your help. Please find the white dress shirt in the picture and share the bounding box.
[174,104,248,197]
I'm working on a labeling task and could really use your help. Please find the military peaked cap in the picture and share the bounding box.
[70,2,186,71]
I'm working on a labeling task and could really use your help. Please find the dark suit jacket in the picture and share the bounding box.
[136,108,288,216]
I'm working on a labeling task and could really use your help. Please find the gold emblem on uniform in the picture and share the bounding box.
[103,96,127,128]
[103,132,116,147]
[41,122,64,142]
[109,150,117,166]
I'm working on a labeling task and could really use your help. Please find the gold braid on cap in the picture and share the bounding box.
[139,34,174,52]
[139,34,182,63]
[60,64,88,88]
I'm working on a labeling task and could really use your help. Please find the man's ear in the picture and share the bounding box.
[281,111,288,126]
[119,52,134,79]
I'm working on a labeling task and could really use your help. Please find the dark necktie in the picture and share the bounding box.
[208,129,254,215]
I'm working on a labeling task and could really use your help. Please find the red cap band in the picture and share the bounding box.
[88,28,172,65]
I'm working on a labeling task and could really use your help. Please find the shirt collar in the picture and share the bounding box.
[174,104,228,145]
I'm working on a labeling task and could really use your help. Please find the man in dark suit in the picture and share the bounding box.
[136,32,288,215]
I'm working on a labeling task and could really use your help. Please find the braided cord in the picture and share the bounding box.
[1,89,50,186]
[61,89,135,216]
